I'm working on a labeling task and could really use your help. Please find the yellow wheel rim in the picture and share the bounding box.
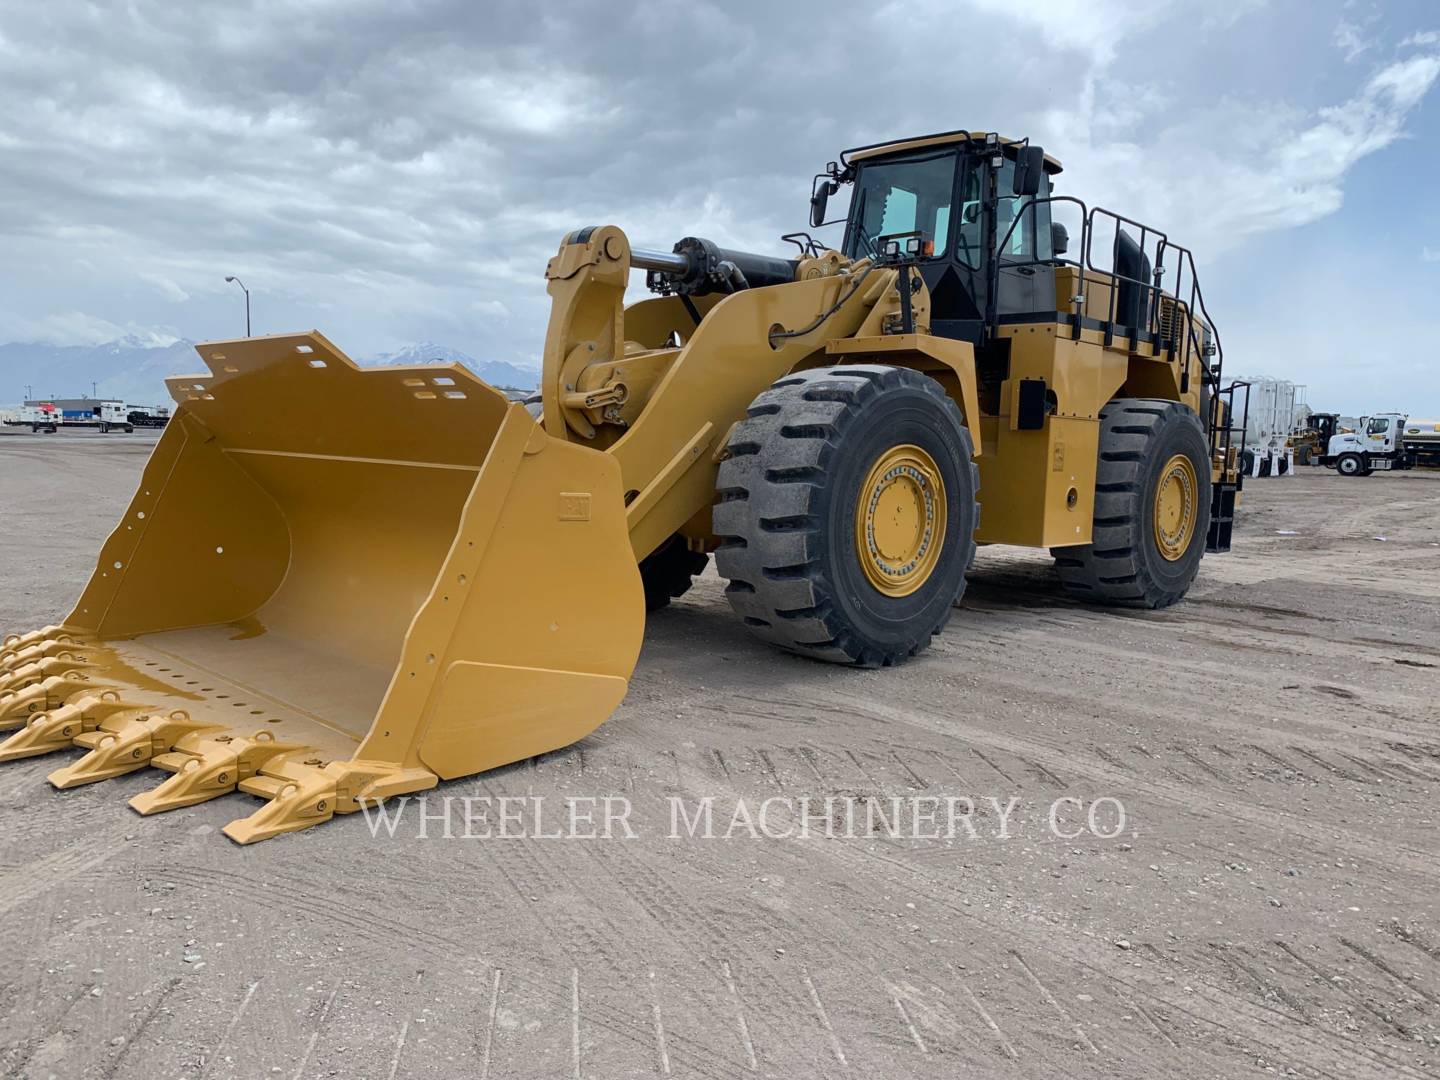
[1152,453,1198,561]
[855,444,947,597]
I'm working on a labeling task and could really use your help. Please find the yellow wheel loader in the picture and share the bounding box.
[1,130,1242,842]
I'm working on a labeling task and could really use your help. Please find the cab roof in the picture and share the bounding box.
[844,130,1063,174]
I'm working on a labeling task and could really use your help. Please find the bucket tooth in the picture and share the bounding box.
[130,729,308,815]
[0,654,97,695]
[48,710,218,790]
[224,761,339,845]
[2,626,65,650]
[0,638,80,675]
[0,672,100,730]
[0,690,151,763]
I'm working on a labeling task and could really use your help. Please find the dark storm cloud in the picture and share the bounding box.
[0,0,1092,353]
[0,0,1436,406]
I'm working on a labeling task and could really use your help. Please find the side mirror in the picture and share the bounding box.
[810,179,838,228]
[1013,145,1045,197]
[1050,221,1069,256]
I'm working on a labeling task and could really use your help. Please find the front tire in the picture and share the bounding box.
[714,366,979,667]
[1336,452,1364,476]
[1052,398,1211,608]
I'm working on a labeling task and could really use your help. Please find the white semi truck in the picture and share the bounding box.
[1322,412,1416,476]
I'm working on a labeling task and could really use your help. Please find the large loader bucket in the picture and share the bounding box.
[0,333,644,842]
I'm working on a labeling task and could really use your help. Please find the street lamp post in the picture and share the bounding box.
[224,276,251,337]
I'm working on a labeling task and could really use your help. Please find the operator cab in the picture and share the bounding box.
[812,130,1064,346]
[1310,412,1339,445]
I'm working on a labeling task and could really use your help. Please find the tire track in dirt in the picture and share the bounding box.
[820,687,1439,881]
[146,861,740,1080]
[784,809,1432,1079]
[1269,941,1420,1041]
[1149,941,1432,1080]
[0,831,128,918]
[582,759,1072,1076]
[965,617,1440,744]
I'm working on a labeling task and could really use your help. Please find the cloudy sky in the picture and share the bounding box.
[1,0,1437,413]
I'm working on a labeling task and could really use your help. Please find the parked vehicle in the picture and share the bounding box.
[1322,412,1415,476]
[1402,418,1440,467]
[126,408,170,429]
[6,400,134,433]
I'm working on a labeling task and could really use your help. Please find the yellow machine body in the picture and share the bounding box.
[973,308,1207,550]
[0,228,929,842]
[2,135,1233,840]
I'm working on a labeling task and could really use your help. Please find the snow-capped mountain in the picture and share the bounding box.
[366,343,539,390]
[368,342,475,366]
[0,338,539,406]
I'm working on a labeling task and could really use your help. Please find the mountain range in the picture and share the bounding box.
[364,343,539,390]
[0,338,540,407]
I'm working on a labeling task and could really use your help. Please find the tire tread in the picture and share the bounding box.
[1051,397,1209,609]
[715,366,978,666]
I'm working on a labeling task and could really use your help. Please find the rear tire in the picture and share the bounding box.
[714,365,978,667]
[638,534,708,611]
[1052,398,1210,608]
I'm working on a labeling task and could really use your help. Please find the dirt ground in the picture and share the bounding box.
[1,428,1438,1080]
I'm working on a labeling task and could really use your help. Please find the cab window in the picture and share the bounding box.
[955,156,1052,267]
[956,166,983,268]
[1367,417,1390,435]
[845,153,954,261]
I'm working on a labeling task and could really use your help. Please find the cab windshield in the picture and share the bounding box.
[842,150,1050,268]
[843,152,955,261]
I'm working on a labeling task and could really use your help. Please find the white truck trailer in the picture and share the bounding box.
[1402,418,1440,467]
[8,400,134,433]
[1231,377,1299,477]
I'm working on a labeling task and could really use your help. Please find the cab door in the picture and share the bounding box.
[1365,416,1392,453]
